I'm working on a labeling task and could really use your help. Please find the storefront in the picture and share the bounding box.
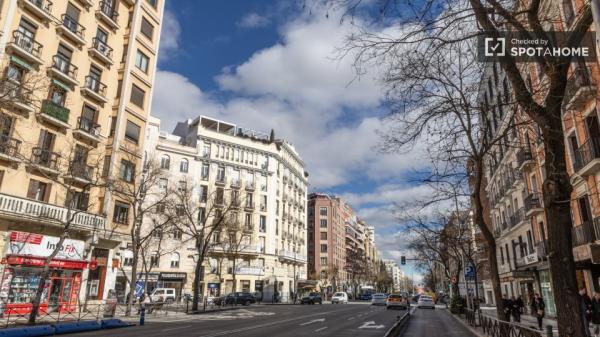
[158,272,186,300]
[86,248,109,300]
[0,231,95,316]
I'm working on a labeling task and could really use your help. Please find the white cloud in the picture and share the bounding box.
[237,12,271,28]
[158,10,181,62]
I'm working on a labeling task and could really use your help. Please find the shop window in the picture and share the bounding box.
[113,202,129,224]
[170,253,180,268]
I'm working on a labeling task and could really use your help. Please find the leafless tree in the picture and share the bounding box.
[218,209,253,295]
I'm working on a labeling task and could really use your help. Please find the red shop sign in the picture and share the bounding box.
[4,254,94,270]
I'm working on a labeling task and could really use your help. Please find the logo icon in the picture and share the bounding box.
[484,37,505,56]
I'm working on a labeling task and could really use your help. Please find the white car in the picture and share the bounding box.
[371,293,387,306]
[332,292,348,304]
[417,295,435,309]
[148,288,177,303]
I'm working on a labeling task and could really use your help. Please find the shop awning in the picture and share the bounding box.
[3,254,97,270]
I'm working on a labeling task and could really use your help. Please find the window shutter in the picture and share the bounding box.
[27,180,38,199]
[43,183,51,202]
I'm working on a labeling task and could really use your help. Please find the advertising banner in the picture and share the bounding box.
[6,231,85,261]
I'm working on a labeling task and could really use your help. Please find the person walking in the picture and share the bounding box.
[581,288,593,336]
[532,294,545,330]
[510,296,521,322]
[502,295,513,322]
[516,295,525,316]
[591,292,600,337]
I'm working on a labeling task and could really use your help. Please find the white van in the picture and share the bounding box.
[149,288,176,303]
[332,292,348,304]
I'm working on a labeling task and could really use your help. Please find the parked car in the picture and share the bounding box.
[331,292,348,304]
[359,294,373,301]
[386,294,408,310]
[224,292,256,305]
[371,293,388,306]
[417,295,435,309]
[300,292,323,304]
[149,288,176,303]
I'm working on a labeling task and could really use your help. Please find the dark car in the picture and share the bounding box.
[300,292,322,305]
[217,292,256,305]
[359,294,373,301]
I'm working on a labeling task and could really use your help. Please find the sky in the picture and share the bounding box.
[153,0,428,282]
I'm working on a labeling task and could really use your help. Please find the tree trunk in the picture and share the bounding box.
[232,258,237,294]
[191,242,204,311]
[542,120,587,337]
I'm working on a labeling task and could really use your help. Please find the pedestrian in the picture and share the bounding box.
[502,295,513,322]
[581,287,593,335]
[591,292,600,337]
[516,295,525,315]
[532,293,545,330]
[511,296,521,322]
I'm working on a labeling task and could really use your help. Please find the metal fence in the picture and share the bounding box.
[463,309,543,337]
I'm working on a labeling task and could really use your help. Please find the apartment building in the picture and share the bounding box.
[383,260,401,292]
[307,193,348,293]
[128,115,309,302]
[0,0,164,314]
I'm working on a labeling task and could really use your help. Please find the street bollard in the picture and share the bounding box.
[545,325,553,337]
[140,306,146,326]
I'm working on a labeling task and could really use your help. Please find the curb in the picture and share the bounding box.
[189,307,243,315]
[449,312,485,337]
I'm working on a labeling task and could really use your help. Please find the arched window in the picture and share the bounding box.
[160,155,170,170]
[170,252,180,268]
[180,158,189,173]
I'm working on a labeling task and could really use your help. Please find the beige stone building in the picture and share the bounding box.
[0,0,164,314]
[129,115,309,302]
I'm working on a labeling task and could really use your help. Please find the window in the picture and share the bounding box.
[320,232,327,240]
[66,191,89,211]
[203,143,211,157]
[201,163,209,180]
[198,207,206,224]
[199,185,208,202]
[170,253,180,268]
[135,50,149,73]
[123,256,133,266]
[146,0,158,8]
[6,63,25,83]
[27,180,50,202]
[259,237,265,253]
[113,202,130,224]
[320,257,327,265]
[158,178,168,192]
[125,120,140,143]
[140,17,154,40]
[150,252,159,267]
[130,84,145,108]
[245,213,252,228]
[120,160,135,182]
[259,215,266,232]
[217,165,225,182]
[275,219,279,235]
[320,244,327,253]
[320,219,328,228]
[178,180,186,192]
[246,193,253,208]
[319,207,327,216]
[49,85,67,106]
[216,187,224,204]
[180,159,189,173]
[160,154,170,169]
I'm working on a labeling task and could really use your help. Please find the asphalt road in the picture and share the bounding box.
[403,306,476,337]
[68,302,405,337]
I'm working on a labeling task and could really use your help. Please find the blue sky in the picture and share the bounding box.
[154,0,429,281]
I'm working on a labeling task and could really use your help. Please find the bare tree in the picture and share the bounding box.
[219,209,253,296]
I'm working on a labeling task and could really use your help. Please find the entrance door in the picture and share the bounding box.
[48,277,65,313]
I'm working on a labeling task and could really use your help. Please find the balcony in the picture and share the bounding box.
[39,100,70,129]
[48,55,78,86]
[0,79,35,115]
[516,252,539,268]
[67,161,93,184]
[19,0,53,22]
[536,241,547,260]
[230,179,241,189]
[524,192,544,216]
[209,244,259,256]
[493,227,501,238]
[508,207,525,229]
[96,1,119,30]
[89,38,113,66]
[235,266,264,276]
[215,176,226,186]
[573,137,600,176]
[517,148,533,171]
[244,202,254,211]
[75,0,93,9]
[0,136,22,163]
[73,117,101,144]
[572,221,596,247]
[81,76,108,103]
[279,250,307,264]
[0,192,106,230]
[56,15,86,47]
[564,65,596,111]
[245,182,256,191]
[6,31,44,66]
[30,147,60,175]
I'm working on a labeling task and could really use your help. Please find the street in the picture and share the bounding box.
[63,303,475,337]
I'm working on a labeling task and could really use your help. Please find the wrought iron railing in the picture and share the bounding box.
[11,30,43,57]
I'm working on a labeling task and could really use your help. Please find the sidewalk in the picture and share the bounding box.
[479,306,558,332]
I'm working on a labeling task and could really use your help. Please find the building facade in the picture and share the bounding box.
[125,115,309,302]
[0,0,164,314]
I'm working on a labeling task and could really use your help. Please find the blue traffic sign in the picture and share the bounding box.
[464,265,476,279]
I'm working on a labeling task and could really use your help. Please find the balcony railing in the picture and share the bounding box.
[564,65,596,110]
[99,1,119,22]
[524,192,543,213]
[536,241,547,260]
[31,147,60,171]
[11,30,43,58]
[25,0,53,14]
[573,137,600,173]
[245,182,256,190]
[83,76,107,98]
[51,55,78,80]
[279,250,307,263]
[572,221,596,247]
[235,266,264,276]
[0,192,105,230]
[0,135,21,158]
[69,161,93,181]
[508,207,525,229]
[41,100,70,123]
[230,179,241,188]
[77,117,100,137]
[61,14,85,39]
[517,148,533,168]
[91,37,113,61]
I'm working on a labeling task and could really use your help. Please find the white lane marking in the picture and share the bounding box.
[359,321,385,329]
[299,318,326,326]
[315,327,328,332]
[162,325,191,331]
[347,316,355,320]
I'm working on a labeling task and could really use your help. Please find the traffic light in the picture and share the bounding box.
[401,256,406,265]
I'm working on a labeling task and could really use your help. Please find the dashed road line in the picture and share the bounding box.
[315,327,328,332]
